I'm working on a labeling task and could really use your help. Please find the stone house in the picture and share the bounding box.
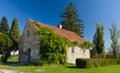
[19,19,90,64]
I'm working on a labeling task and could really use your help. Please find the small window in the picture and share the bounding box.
[27,30,30,37]
[21,48,23,54]
[72,47,75,53]
[83,49,85,53]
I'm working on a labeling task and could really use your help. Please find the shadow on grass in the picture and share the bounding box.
[4,61,40,67]
[3,61,21,66]
[5,62,19,64]
[66,65,77,69]
[66,65,86,69]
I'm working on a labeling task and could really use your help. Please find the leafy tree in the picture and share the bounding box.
[92,22,105,58]
[60,3,84,37]
[0,16,9,35]
[0,33,13,63]
[109,23,120,58]
[10,18,20,50]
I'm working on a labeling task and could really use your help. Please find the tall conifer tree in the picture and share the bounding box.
[10,18,20,50]
[92,22,105,58]
[0,16,9,35]
[60,3,84,37]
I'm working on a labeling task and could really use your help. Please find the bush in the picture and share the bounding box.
[76,58,120,68]
[76,59,89,68]
[106,53,115,58]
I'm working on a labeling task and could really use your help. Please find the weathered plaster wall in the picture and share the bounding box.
[67,46,90,63]
[19,21,40,64]
[19,20,90,64]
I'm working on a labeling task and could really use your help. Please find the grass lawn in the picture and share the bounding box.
[0,64,120,73]
[7,55,19,62]
[0,55,119,73]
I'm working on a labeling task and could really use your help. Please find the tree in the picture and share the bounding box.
[0,33,13,63]
[92,22,105,58]
[109,23,120,58]
[0,16,9,35]
[10,18,20,50]
[60,3,84,37]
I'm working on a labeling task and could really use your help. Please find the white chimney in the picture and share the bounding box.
[58,24,62,29]
[28,18,34,22]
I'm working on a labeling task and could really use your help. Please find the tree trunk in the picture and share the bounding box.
[2,48,11,63]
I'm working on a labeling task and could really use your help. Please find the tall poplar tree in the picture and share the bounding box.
[109,23,120,58]
[0,16,9,35]
[60,3,84,37]
[92,22,105,58]
[10,18,20,50]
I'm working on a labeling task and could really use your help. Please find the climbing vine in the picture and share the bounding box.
[35,23,70,65]
[80,41,94,49]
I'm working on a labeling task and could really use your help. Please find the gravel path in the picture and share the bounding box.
[0,69,25,73]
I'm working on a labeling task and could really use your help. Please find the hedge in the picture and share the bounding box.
[76,58,120,68]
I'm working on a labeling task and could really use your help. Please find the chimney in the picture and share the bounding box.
[28,18,34,22]
[57,24,62,29]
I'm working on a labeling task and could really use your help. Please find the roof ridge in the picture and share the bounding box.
[37,22,80,35]
[28,19,85,44]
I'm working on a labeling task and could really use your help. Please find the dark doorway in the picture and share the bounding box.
[27,49,31,63]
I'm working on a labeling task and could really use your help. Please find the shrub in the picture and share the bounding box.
[76,58,120,68]
[106,53,115,58]
[75,59,87,68]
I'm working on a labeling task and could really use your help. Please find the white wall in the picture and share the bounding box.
[19,21,40,63]
[67,46,90,63]
[11,50,19,55]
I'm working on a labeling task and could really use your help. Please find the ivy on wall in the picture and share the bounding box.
[32,22,92,65]
[35,23,70,65]
[80,41,94,49]
[71,41,94,49]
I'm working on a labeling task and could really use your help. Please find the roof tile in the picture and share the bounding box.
[30,19,85,44]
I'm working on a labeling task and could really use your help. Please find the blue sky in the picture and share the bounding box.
[0,0,120,51]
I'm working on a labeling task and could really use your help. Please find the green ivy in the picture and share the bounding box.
[35,23,70,65]
[80,41,94,49]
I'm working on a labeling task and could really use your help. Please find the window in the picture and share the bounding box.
[72,47,75,53]
[83,49,85,53]
[21,48,23,54]
[27,30,30,37]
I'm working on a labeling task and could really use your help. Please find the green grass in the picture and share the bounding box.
[1,55,120,73]
[7,55,18,62]
[0,64,120,73]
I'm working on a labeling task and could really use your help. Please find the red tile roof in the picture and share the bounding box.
[29,19,85,44]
